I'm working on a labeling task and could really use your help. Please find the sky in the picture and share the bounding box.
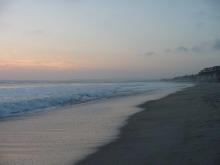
[0,0,219,80]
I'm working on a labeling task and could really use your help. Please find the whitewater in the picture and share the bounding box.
[0,81,186,118]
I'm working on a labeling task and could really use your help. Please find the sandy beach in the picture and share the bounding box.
[0,86,182,165]
[76,83,220,165]
[1,83,219,165]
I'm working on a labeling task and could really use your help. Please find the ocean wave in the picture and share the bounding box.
[0,82,184,118]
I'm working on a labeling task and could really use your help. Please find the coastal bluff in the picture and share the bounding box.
[164,66,220,82]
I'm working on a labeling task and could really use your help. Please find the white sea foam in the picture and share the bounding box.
[0,81,188,118]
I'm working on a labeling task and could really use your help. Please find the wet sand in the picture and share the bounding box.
[0,87,183,165]
[76,83,220,165]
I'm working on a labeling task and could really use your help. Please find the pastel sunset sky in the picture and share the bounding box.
[0,0,220,80]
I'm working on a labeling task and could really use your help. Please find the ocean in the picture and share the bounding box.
[0,81,188,118]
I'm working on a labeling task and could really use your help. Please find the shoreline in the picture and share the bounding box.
[75,83,220,165]
[0,85,186,165]
[0,83,189,122]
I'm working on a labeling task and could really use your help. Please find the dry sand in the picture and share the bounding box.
[76,83,220,165]
[0,87,182,165]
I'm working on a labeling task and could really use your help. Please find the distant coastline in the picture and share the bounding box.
[163,66,220,83]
